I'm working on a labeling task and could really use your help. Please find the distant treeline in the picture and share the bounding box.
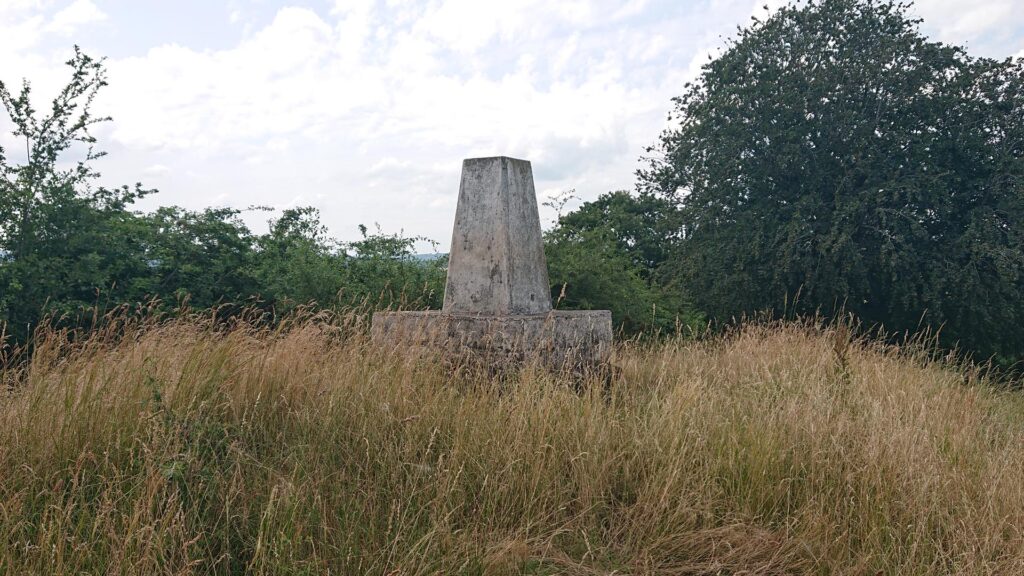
[3,0,1023,367]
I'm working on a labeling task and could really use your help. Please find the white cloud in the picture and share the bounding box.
[332,0,377,60]
[912,0,1021,55]
[143,164,171,176]
[0,9,45,57]
[415,0,592,54]
[612,0,649,20]
[0,0,43,18]
[103,8,358,151]
[46,0,107,36]
[1,0,108,99]
[99,1,655,164]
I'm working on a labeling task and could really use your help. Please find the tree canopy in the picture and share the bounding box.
[640,0,1024,363]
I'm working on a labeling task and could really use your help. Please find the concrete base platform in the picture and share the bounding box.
[370,310,613,369]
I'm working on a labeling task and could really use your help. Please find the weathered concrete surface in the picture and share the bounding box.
[443,157,551,316]
[372,156,612,369]
[371,310,612,367]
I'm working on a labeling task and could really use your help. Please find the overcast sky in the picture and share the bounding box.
[2,0,1023,250]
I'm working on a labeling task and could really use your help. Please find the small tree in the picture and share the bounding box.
[0,47,153,343]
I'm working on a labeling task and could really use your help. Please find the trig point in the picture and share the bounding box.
[371,156,612,369]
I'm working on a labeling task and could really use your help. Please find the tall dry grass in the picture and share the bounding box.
[1,313,1023,575]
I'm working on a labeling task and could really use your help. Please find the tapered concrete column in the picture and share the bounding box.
[444,157,551,316]
[372,156,612,370]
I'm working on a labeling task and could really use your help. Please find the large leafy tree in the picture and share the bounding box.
[641,0,1024,362]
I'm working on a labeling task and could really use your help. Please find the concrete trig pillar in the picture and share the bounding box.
[444,157,551,316]
[371,156,612,369]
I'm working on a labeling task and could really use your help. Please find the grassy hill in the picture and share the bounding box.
[1,315,1022,574]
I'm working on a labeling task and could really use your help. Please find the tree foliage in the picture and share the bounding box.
[641,0,1024,362]
[545,191,701,334]
[0,48,153,339]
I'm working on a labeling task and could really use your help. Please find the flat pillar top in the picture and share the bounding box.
[442,156,552,316]
[463,155,529,163]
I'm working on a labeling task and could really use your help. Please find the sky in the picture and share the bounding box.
[2,0,1023,251]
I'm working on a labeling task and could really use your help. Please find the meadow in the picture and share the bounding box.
[1,313,1022,575]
